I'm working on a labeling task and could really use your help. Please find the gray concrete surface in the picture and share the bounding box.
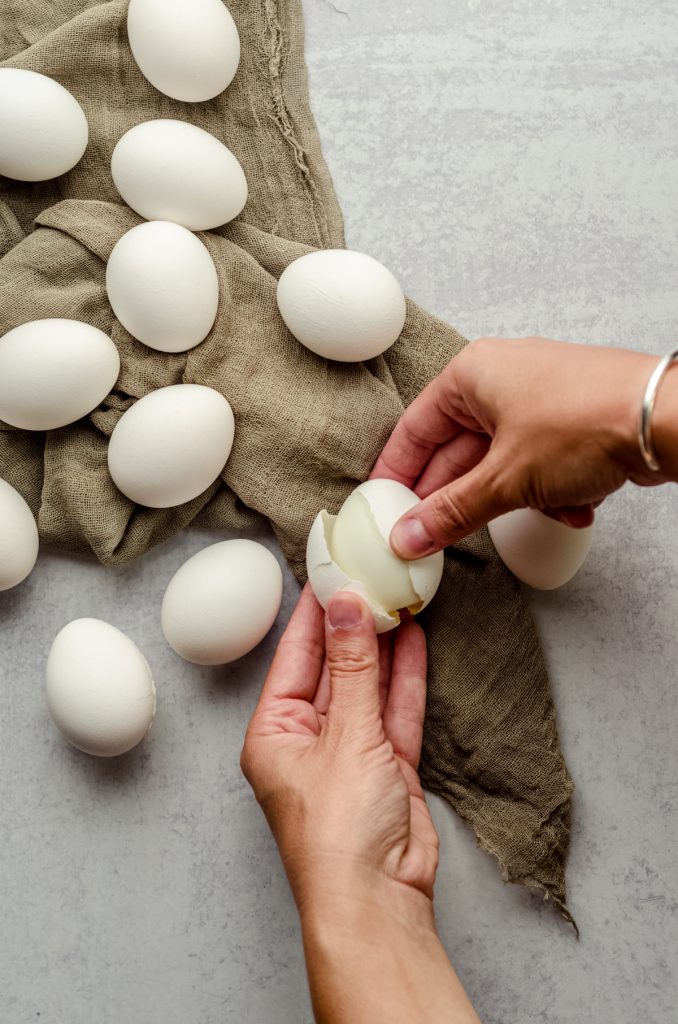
[2,1,677,1021]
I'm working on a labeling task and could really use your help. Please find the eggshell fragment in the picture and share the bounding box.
[0,478,39,592]
[111,120,247,231]
[276,250,407,362]
[488,508,593,590]
[161,540,283,665]
[306,480,444,633]
[107,384,235,508]
[0,319,120,431]
[0,68,88,181]
[46,618,156,757]
[127,0,240,102]
[106,221,219,353]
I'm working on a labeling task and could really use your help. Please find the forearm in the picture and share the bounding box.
[299,878,481,1024]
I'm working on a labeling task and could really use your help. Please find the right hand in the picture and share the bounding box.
[372,337,672,559]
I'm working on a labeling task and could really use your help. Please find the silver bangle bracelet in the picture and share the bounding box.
[638,348,678,472]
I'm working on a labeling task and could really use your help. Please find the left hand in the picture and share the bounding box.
[240,584,439,918]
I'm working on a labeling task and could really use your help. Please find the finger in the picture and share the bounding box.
[542,503,596,529]
[325,592,381,727]
[415,431,491,499]
[383,620,427,769]
[315,633,391,715]
[312,656,330,713]
[371,370,467,486]
[258,583,325,704]
[390,450,511,558]
[378,632,394,714]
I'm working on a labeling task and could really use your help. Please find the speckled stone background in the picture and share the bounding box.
[2,1,677,1022]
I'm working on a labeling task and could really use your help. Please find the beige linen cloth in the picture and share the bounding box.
[0,0,574,918]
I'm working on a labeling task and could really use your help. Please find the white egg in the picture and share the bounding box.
[306,479,444,633]
[108,384,235,508]
[0,68,88,182]
[488,508,594,590]
[0,478,39,591]
[276,250,407,363]
[46,618,156,757]
[161,540,283,665]
[127,0,240,102]
[0,319,120,431]
[111,120,247,231]
[106,222,219,353]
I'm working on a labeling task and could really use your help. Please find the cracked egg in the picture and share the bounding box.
[306,479,444,633]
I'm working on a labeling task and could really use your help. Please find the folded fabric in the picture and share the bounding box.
[0,0,573,917]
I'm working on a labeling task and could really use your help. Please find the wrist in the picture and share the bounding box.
[295,860,437,940]
[647,360,678,479]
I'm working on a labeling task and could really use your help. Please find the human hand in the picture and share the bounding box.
[242,587,481,1023]
[241,584,437,918]
[372,336,673,558]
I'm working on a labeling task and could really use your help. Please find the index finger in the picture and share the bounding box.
[370,368,464,487]
[257,583,325,705]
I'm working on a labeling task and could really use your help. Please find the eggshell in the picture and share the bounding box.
[111,120,247,231]
[276,250,407,362]
[106,222,219,353]
[46,618,156,758]
[107,384,235,508]
[306,511,399,633]
[127,0,240,102]
[0,319,120,431]
[0,478,39,591]
[0,68,88,181]
[306,480,444,633]
[488,508,594,590]
[161,540,283,665]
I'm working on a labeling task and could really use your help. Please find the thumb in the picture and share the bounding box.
[390,454,510,557]
[325,592,381,728]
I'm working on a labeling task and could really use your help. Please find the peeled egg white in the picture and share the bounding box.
[111,120,247,231]
[128,0,240,102]
[0,68,88,182]
[0,319,120,431]
[46,618,156,757]
[276,250,407,363]
[161,540,283,665]
[306,479,444,633]
[108,384,235,508]
[488,508,593,590]
[0,478,39,591]
[106,222,219,353]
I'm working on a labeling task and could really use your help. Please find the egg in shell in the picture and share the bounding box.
[488,507,593,590]
[46,618,156,758]
[0,478,39,592]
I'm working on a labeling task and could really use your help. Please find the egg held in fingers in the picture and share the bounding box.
[306,479,444,633]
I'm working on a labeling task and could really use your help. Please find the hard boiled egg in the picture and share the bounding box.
[46,618,156,757]
[0,478,39,591]
[111,120,247,231]
[106,222,219,353]
[107,384,235,508]
[488,508,593,590]
[161,540,283,665]
[0,319,120,431]
[0,68,88,181]
[306,479,444,632]
[128,0,240,102]
[277,250,407,363]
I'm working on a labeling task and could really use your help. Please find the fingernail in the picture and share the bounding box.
[328,593,362,629]
[391,517,435,558]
